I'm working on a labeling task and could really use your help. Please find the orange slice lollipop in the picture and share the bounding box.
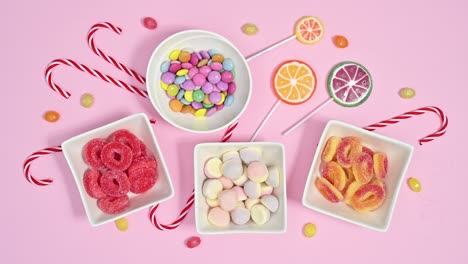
[273,60,317,105]
[295,16,324,45]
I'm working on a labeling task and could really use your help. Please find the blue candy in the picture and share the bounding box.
[208,49,219,57]
[180,98,191,105]
[174,76,186,85]
[224,95,234,106]
[222,58,234,71]
[160,61,170,73]
[176,89,185,100]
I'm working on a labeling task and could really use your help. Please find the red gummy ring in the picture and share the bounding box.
[108,129,141,158]
[128,155,158,175]
[97,195,130,214]
[83,169,106,198]
[139,140,148,157]
[83,138,108,169]
[101,142,133,171]
[100,170,130,197]
[128,168,158,194]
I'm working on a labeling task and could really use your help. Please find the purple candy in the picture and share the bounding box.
[196,52,202,60]
[168,63,182,73]
[206,107,217,117]
[182,80,195,91]
[199,66,212,77]
[215,104,224,111]
[209,91,222,104]
[221,71,234,83]
[227,82,237,94]
[210,62,223,71]
[188,68,199,79]
[189,53,199,65]
[192,73,207,86]
[201,82,214,94]
[181,62,193,69]
[216,81,228,91]
[213,85,220,92]
[192,102,203,110]
[161,72,175,84]
[200,50,210,59]
[208,71,221,84]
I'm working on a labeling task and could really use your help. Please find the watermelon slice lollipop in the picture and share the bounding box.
[282,61,373,136]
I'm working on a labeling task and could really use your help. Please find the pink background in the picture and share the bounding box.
[3,0,465,262]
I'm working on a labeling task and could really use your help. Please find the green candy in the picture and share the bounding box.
[193,90,205,102]
[203,102,214,109]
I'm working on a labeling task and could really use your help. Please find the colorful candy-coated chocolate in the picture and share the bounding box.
[202,179,223,199]
[222,159,243,180]
[210,62,223,71]
[218,189,238,211]
[201,82,214,94]
[181,62,193,69]
[161,72,175,84]
[408,177,421,192]
[169,49,181,60]
[209,91,222,104]
[216,81,228,91]
[352,153,374,184]
[208,71,221,84]
[188,67,199,78]
[322,161,347,191]
[192,73,206,86]
[169,99,183,112]
[208,49,219,56]
[321,136,341,162]
[203,102,214,109]
[180,98,191,105]
[315,177,344,203]
[200,50,210,59]
[184,90,194,102]
[219,176,234,189]
[247,161,269,182]
[216,104,224,111]
[240,147,261,164]
[160,61,170,72]
[260,194,279,212]
[303,223,317,238]
[160,80,168,90]
[192,101,203,110]
[266,166,280,187]
[251,204,270,225]
[245,198,260,210]
[189,53,200,66]
[174,76,185,85]
[193,89,205,102]
[224,95,234,106]
[176,69,189,76]
[181,105,194,113]
[195,108,207,117]
[206,107,217,117]
[227,82,236,94]
[244,180,261,198]
[230,207,250,225]
[373,153,388,180]
[222,58,234,71]
[204,157,223,178]
[185,236,201,249]
[197,59,209,67]
[182,79,195,91]
[221,71,233,83]
[176,89,185,100]
[207,207,230,227]
[168,62,182,73]
[166,84,179,96]
[198,65,211,77]
[178,51,191,63]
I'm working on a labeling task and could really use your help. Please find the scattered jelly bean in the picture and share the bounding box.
[242,23,258,35]
[206,107,217,117]
[160,80,168,90]
[115,217,129,231]
[184,90,194,102]
[209,91,222,104]
[176,89,185,100]
[208,71,221,84]
[202,82,214,94]
[44,110,60,122]
[227,82,236,94]
[193,89,205,102]
[176,69,189,76]
[222,58,235,71]
[224,95,234,106]
[174,76,186,85]
[185,236,201,249]
[221,71,233,83]
[161,72,175,84]
[167,84,179,97]
[208,49,219,57]
[169,50,181,60]
[160,61,170,73]
[333,35,348,48]
[195,108,207,117]
[408,178,421,192]
[170,99,184,112]
[303,223,317,238]
[399,87,416,99]
[143,17,157,30]
[81,93,94,108]
[200,50,210,59]
[192,101,203,110]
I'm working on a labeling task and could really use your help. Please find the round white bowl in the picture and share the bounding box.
[146,30,252,133]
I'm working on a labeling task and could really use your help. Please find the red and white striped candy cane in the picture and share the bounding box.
[149,120,239,230]
[23,146,62,186]
[87,22,146,84]
[45,58,148,99]
[363,106,448,145]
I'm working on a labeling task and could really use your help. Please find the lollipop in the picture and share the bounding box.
[282,61,373,136]
[250,60,317,141]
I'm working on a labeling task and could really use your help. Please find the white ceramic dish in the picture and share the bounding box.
[146,30,252,133]
[302,120,413,232]
[62,113,174,226]
[194,142,287,234]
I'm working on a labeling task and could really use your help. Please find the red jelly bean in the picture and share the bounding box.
[83,169,106,198]
[128,168,158,194]
[128,155,157,175]
[100,170,130,197]
[98,195,130,214]
[185,236,201,249]
[101,142,133,171]
[83,138,108,169]
[143,17,157,30]
[108,129,141,158]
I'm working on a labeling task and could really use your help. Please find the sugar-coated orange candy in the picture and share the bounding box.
[333,35,348,48]
[169,99,183,112]
[321,161,347,191]
[344,181,361,205]
[352,152,374,184]
[337,137,362,168]
[373,153,388,180]
[351,184,385,212]
[315,177,344,203]
[321,136,341,162]
[44,110,60,122]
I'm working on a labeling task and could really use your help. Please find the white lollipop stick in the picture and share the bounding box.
[282,97,334,136]
[245,35,296,62]
[250,100,281,142]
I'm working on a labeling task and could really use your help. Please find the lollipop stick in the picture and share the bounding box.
[282,97,334,136]
[245,35,296,62]
[250,100,281,142]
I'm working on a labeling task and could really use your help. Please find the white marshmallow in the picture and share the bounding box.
[232,166,248,186]
[222,150,240,163]
[204,157,223,178]
[218,176,234,189]
[239,147,261,165]
[202,179,223,199]
[218,189,238,212]
[243,180,261,199]
[260,195,279,212]
[260,183,274,196]
[230,207,251,225]
[222,159,243,180]
[232,186,247,201]
[245,198,260,210]
[251,204,271,225]
[206,198,220,207]
[266,166,280,187]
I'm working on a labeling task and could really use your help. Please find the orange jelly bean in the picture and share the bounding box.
[333,35,349,48]
[44,110,60,122]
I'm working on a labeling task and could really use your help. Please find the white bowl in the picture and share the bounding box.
[194,142,287,234]
[146,30,252,133]
[302,120,413,232]
[62,113,174,226]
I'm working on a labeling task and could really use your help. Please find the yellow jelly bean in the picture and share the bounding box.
[167,84,179,97]
[242,23,258,35]
[399,87,416,99]
[303,223,316,238]
[194,108,207,117]
[176,69,189,76]
[169,49,181,60]
[160,80,168,90]
[80,93,94,108]
[184,90,194,102]
[216,92,226,105]
[115,217,128,231]
[408,177,421,192]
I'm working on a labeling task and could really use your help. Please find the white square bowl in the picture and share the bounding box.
[194,142,287,234]
[62,113,175,226]
[302,120,414,232]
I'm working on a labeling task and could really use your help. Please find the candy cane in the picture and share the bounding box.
[45,58,148,99]
[87,22,146,84]
[148,120,240,230]
[23,146,62,186]
[363,106,448,145]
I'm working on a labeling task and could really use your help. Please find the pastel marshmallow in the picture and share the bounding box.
[245,198,260,210]
[237,201,246,208]
[232,186,247,201]
[218,189,238,212]
[232,166,248,186]
[202,179,223,199]
[207,207,230,227]
[266,166,280,187]
[247,161,269,182]
[222,150,240,163]
[251,204,271,225]
[243,180,261,199]
[260,183,274,196]
[222,159,243,180]
[230,207,251,225]
[204,157,223,178]
[260,194,279,212]
[218,176,234,189]
[239,147,261,164]
[206,198,219,207]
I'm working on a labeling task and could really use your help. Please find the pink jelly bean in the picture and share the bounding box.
[210,62,223,71]
[227,82,237,94]
[192,73,207,86]
[221,71,233,83]
[199,66,212,77]
[188,68,199,79]
[190,53,199,65]
[143,17,157,30]
[181,62,193,69]
[185,236,201,249]
[169,63,182,73]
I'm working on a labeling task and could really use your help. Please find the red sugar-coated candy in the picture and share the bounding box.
[98,195,130,214]
[128,155,157,175]
[139,140,148,157]
[101,142,133,171]
[83,169,106,198]
[128,168,158,194]
[83,138,108,169]
[109,129,141,158]
[185,236,201,249]
[143,17,157,30]
[100,170,130,197]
